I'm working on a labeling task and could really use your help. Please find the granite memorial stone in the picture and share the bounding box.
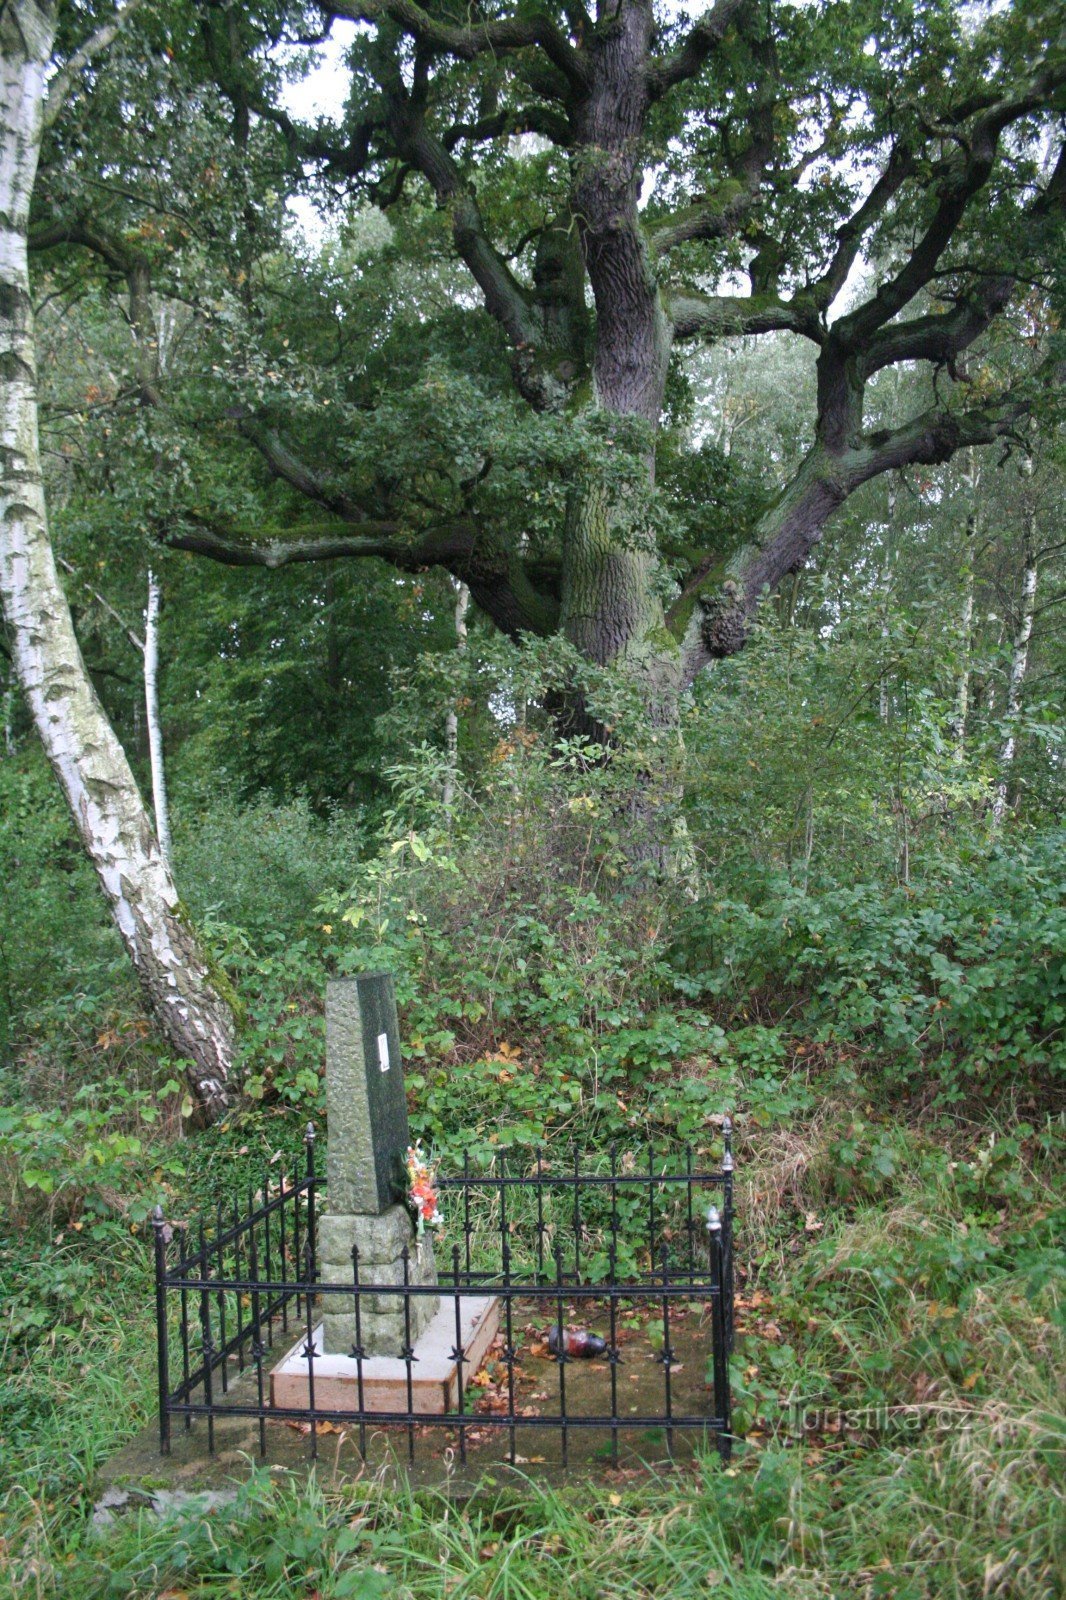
[318,974,438,1357]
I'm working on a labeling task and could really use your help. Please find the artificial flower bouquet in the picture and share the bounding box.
[405,1141,444,1240]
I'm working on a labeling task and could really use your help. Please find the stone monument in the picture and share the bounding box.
[271,972,498,1416]
[317,973,439,1357]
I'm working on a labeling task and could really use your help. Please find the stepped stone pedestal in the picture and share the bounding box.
[318,1204,437,1358]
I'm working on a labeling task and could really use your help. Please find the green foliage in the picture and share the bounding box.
[671,832,1066,1100]
[0,751,123,1068]
[2,5,1063,1591]
[176,794,365,945]
[0,1076,185,1236]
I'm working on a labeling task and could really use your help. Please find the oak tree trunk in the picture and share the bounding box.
[552,2,683,860]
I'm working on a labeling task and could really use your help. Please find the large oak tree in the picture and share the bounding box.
[27,0,1066,829]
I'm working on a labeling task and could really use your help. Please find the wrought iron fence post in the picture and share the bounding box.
[707,1205,732,1463]
[350,1243,367,1462]
[304,1123,317,1321]
[401,1245,415,1464]
[463,1147,472,1278]
[554,1242,569,1467]
[502,1234,517,1466]
[722,1117,735,1355]
[607,1232,621,1468]
[450,1242,467,1465]
[152,1206,171,1455]
[198,1217,216,1456]
[535,1146,545,1280]
[216,1199,228,1394]
[572,1145,581,1281]
[248,1214,267,1459]
[302,1257,318,1463]
[660,1242,675,1458]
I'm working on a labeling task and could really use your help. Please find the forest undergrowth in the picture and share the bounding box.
[1,746,1062,1600]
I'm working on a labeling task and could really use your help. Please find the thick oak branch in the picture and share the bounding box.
[322,0,589,91]
[647,0,750,100]
[667,286,823,343]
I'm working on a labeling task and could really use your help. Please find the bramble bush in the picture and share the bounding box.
[0,1075,186,1234]
[670,833,1065,1100]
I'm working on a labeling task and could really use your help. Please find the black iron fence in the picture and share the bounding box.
[153,1124,736,1466]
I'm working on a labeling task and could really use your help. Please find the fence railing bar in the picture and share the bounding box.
[165,1401,728,1432]
[164,1176,314,1279]
[164,1277,719,1302]
[437,1172,727,1191]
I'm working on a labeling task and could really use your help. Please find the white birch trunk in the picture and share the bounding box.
[442,579,469,811]
[879,481,897,723]
[144,568,171,863]
[991,524,1038,829]
[0,3,234,1119]
[952,452,980,760]
[953,529,976,755]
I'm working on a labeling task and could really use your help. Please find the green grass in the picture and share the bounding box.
[1,1101,1062,1600]
[7,1414,1062,1599]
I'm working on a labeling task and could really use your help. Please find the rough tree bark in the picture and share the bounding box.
[0,0,236,1119]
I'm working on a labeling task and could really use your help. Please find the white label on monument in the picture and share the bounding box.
[377,1032,390,1071]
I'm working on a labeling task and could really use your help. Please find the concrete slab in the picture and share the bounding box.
[270,1297,500,1415]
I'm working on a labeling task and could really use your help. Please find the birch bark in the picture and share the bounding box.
[143,569,171,863]
[442,579,469,812]
[991,462,1038,829]
[0,1,235,1118]
[947,451,973,755]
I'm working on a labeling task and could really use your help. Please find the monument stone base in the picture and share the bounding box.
[270,1296,500,1416]
[318,1205,438,1357]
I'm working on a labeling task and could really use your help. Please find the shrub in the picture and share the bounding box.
[671,833,1066,1101]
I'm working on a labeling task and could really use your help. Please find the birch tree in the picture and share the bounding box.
[0,0,236,1119]
[992,456,1040,829]
[143,568,171,862]
[953,452,980,761]
[442,578,469,813]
